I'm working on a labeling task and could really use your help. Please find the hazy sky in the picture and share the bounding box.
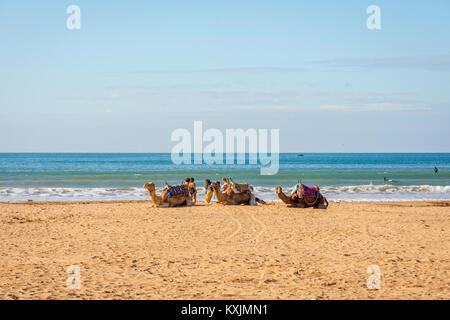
[1,0,449,152]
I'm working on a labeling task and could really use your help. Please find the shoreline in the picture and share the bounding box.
[1,200,449,299]
[1,199,450,205]
[2,185,449,203]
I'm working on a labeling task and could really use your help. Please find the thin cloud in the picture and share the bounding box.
[127,67,307,74]
[319,104,352,111]
[313,55,450,72]
[273,105,296,111]
[320,103,430,112]
[239,105,297,111]
[124,55,450,75]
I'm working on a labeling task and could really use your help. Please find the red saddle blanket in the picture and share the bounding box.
[298,184,319,198]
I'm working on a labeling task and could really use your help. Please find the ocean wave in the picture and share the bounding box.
[0,187,149,202]
[319,184,450,194]
[0,184,449,202]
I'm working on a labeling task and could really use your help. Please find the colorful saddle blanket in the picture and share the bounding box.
[298,184,319,198]
[167,184,187,197]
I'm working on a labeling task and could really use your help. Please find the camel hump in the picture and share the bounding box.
[233,183,250,193]
[229,178,251,193]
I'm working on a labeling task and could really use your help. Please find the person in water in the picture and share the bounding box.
[188,177,197,203]
[434,167,438,174]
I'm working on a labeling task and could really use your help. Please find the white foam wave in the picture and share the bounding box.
[0,187,150,202]
[0,184,449,202]
[320,184,450,194]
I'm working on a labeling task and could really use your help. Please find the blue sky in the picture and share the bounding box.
[0,0,449,152]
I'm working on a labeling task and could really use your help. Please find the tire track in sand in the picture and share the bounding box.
[248,212,267,247]
[215,206,242,245]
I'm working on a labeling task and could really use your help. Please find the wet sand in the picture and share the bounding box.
[0,200,448,299]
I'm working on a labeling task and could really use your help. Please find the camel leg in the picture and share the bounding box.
[249,193,257,206]
[296,198,307,208]
[315,197,328,209]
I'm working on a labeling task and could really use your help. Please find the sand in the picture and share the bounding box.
[0,200,448,300]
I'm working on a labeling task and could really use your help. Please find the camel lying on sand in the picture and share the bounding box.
[208,180,256,205]
[275,185,328,209]
[144,182,192,207]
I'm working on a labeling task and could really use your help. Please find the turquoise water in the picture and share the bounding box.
[0,153,449,201]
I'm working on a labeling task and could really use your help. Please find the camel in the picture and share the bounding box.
[143,182,192,207]
[209,180,256,205]
[228,177,250,193]
[275,185,328,209]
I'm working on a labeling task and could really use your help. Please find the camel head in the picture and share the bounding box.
[143,182,156,192]
[275,186,283,194]
[211,181,221,191]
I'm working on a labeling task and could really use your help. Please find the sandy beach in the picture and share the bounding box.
[0,200,448,300]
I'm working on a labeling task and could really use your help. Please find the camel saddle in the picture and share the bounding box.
[297,184,320,198]
[231,183,250,193]
[167,184,188,197]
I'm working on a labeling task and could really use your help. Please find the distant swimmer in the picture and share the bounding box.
[384,177,387,182]
[434,166,438,174]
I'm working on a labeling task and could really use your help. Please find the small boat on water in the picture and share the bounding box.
[297,154,304,157]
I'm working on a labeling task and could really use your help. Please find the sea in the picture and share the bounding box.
[0,153,448,202]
